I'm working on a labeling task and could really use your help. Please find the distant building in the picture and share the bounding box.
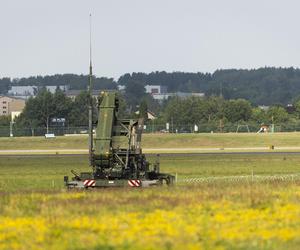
[173,92,205,98]
[145,85,167,95]
[286,104,295,113]
[117,84,204,102]
[151,93,171,101]
[144,85,204,101]
[117,85,126,92]
[45,85,68,94]
[8,85,68,99]
[259,105,269,111]
[152,92,205,101]
[117,84,168,95]
[0,96,26,116]
[8,86,36,97]
[65,90,101,99]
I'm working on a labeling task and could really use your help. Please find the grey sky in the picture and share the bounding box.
[1,0,300,80]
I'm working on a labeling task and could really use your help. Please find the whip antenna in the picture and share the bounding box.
[88,14,93,167]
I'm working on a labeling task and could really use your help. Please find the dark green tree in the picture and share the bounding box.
[0,78,10,94]
[0,115,10,126]
[16,89,73,133]
[124,80,146,109]
[163,97,186,130]
[251,107,268,124]
[53,89,72,122]
[117,94,129,119]
[267,106,289,123]
[20,89,56,132]
[68,91,97,127]
[138,99,148,120]
[224,99,252,122]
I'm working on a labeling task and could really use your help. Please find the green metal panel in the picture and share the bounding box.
[112,136,128,149]
[94,92,116,156]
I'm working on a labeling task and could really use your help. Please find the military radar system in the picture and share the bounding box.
[64,15,174,188]
[64,91,175,188]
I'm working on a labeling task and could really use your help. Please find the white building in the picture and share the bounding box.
[117,85,126,92]
[8,86,36,97]
[46,85,68,93]
[152,92,205,101]
[259,105,270,111]
[145,85,167,95]
[8,85,69,99]
[117,84,204,102]
[117,84,167,95]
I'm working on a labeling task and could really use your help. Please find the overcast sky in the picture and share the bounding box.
[1,0,300,80]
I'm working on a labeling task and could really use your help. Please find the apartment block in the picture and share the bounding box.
[0,96,26,116]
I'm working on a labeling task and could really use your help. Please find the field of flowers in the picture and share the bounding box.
[1,154,300,249]
[1,183,300,250]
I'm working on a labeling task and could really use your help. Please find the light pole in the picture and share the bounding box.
[10,121,14,137]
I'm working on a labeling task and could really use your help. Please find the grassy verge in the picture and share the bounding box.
[2,132,300,151]
[1,154,300,191]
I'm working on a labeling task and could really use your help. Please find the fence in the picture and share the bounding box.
[0,126,90,137]
[1,122,300,137]
[143,121,300,134]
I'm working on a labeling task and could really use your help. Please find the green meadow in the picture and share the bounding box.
[1,135,300,249]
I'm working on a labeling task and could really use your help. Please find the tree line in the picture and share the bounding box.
[119,67,300,105]
[2,67,300,105]
[165,97,294,124]
[0,87,298,135]
[0,74,117,92]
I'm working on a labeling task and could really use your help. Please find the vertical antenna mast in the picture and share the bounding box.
[88,14,93,167]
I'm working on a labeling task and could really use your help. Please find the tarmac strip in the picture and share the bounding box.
[1,147,300,156]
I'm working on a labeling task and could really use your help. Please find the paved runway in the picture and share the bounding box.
[1,151,300,158]
[1,146,300,154]
[1,146,300,157]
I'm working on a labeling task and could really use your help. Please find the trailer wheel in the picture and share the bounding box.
[159,177,173,186]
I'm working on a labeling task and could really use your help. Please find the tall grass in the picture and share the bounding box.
[1,154,300,249]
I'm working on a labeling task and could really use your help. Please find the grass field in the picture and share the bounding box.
[2,132,300,151]
[1,154,300,191]
[1,154,300,249]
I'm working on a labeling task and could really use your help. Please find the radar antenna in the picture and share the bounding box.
[88,14,93,167]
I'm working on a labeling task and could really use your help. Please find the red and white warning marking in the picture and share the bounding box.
[83,179,96,187]
[128,180,141,187]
